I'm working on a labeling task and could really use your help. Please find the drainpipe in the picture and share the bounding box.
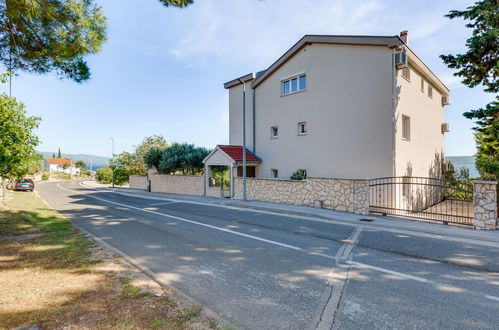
[252,87,256,153]
[391,51,397,178]
[237,78,247,201]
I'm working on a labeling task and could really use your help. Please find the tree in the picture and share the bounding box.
[457,166,470,181]
[24,152,44,175]
[144,148,165,170]
[52,152,55,158]
[158,0,193,7]
[75,160,86,169]
[114,135,169,176]
[158,143,209,175]
[0,0,193,82]
[57,148,61,158]
[440,0,499,180]
[0,0,107,82]
[0,93,40,197]
[96,166,127,185]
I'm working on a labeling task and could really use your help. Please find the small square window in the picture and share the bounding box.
[420,78,424,92]
[271,169,278,178]
[298,122,307,135]
[402,115,410,140]
[428,86,433,99]
[271,126,279,138]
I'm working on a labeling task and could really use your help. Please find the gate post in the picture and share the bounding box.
[472,180,498,230]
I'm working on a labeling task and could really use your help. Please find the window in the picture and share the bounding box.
[298,122,307,135]
[291,78,298,93]
[428,86,433,99]
[420,78,424,92]
[282,80,290,95]
[271,126,279,138]
[282,74,306,95]
[402,115,410,140]
[271,169,278,178]
[402,67,410,81]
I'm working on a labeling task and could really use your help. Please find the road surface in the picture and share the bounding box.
[37,181,499,330]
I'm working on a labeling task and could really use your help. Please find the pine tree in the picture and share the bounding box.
[52,153,55,158]
[57,148,61,159]
[440,0,499,180]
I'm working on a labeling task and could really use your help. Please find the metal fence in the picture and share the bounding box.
[369,176,473,225]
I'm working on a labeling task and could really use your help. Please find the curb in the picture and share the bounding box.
[102,185,499,247]
[35,187,234,330]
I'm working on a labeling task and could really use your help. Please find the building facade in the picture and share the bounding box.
[43,158,80,175]
[224,32,450,180]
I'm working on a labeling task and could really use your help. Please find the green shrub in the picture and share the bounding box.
[41,173,49,180]
[96,166,113,183]
[96,166,129,186]
[290,170,307,180]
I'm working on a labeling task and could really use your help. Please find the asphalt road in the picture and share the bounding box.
[37,181,499,330]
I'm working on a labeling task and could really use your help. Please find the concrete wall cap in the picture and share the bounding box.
[472,180,498,185]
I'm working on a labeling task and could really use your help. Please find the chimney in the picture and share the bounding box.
[400,30,409,45]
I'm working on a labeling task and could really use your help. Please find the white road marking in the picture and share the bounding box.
[78,182,499,249]
[149,201,180,206]
[345,260,431,283]
[60,182,499,305]
[58,183,302,251]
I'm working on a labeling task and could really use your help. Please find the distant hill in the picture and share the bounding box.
[38,151,110,168]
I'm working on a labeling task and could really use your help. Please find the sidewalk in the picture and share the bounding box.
[82,181,499,246]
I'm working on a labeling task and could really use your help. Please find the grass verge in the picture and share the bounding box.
[0,190,225,329]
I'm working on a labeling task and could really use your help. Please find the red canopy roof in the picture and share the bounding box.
[218,145,261,162]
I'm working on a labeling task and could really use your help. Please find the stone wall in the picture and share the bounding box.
[129,176,148,190]
[473,181,498,230]
[234,177,369,215]
[150,174,204,196]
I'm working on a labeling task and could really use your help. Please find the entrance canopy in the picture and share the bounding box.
[203,145,262,198]
[203,145,261,167]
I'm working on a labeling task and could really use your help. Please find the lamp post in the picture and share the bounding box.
[110,137,115,188]
[237,78,247,201]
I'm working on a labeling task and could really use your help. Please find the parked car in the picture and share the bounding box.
[14,179,35,191]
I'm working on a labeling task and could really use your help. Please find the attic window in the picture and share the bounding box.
[282,74,306,95]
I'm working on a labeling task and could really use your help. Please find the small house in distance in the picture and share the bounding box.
[43,158,80,175]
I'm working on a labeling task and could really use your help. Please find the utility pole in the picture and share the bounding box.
[110,137,115,188]
[237,78,247,201]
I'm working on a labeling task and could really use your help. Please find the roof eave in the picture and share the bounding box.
[223,72,256,89]
[251,35,402,88]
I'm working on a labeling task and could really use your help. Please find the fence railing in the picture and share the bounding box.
[369,176,473,225]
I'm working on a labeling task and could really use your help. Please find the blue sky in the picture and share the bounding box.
[2,0,493,157]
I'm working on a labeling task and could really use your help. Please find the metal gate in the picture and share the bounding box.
[369,177,473,225]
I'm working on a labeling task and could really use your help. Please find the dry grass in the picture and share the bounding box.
[0,191,228,329]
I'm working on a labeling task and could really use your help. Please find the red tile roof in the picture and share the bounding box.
[218,145,261,162]
[45,158,73,165]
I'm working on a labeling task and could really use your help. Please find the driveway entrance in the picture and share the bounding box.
[369,176,473,225]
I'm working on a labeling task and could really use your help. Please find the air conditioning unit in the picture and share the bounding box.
[441,123,450,133]
[441,95,450,106]
[395,51,408,69]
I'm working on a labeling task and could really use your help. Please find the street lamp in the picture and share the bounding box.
[110,137,115,188]
[237,78,247,201]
